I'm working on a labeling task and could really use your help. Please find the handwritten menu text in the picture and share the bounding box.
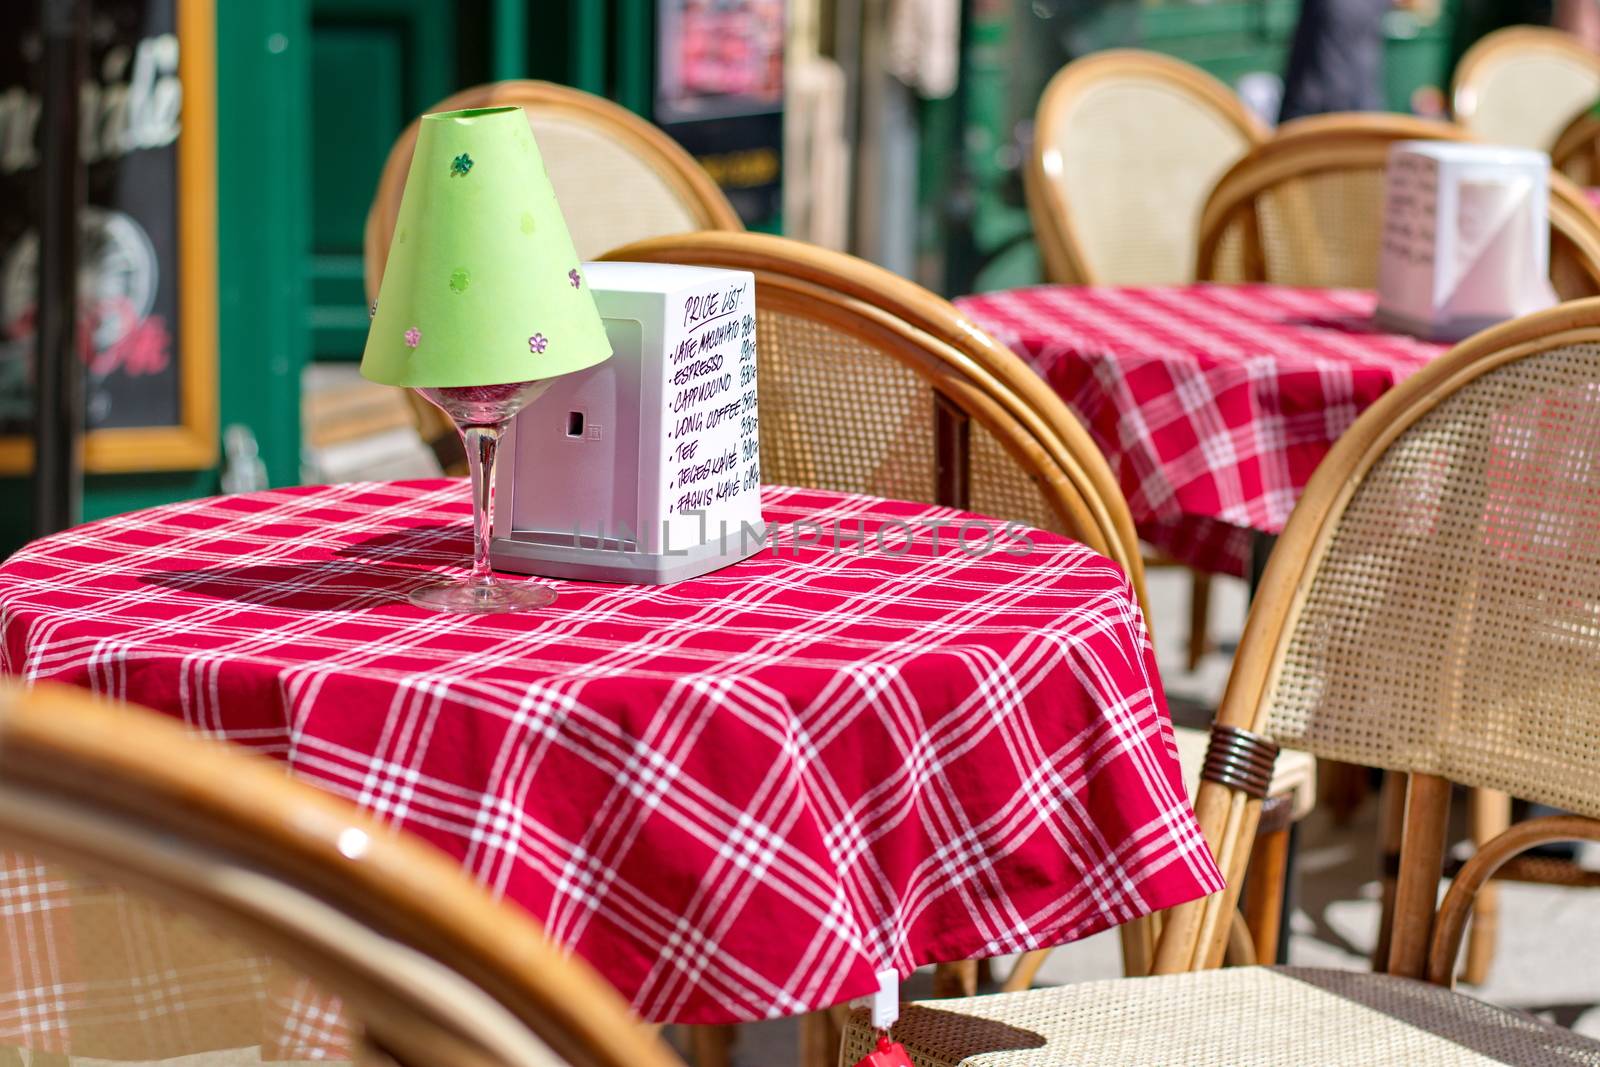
[1381,151,1438,270]
[665,280,759,516]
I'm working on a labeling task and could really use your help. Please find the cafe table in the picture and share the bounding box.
[0,479,1221,1037]
[956,284,1451,579]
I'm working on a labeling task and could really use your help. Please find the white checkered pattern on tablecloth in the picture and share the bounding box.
[957,284,1449,576]
[0,481,1220,1028]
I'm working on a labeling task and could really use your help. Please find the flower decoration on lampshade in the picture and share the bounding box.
[361,105,612,389]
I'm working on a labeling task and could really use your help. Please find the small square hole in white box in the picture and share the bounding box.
[566,411,584,438]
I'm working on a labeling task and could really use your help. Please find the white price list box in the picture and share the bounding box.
[494,261,764,584]
[1376,140,1555,342]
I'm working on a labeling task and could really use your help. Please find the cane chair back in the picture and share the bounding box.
[1197,112,1600,300]
[365,80,742,474]
[1552,103,1600,186]
[1550,177,1600,299]
[0,682,683,1067]
[600,231,1146,597]
[1027,50,1266,285]
[1452,26,1600,150]
[1158,298,1600,979]
[366,79,740,286]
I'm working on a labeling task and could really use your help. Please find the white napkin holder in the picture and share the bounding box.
[1375,141,1556,342]
[492,262,764,584]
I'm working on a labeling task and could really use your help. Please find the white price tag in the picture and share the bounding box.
[871,968,899,1031]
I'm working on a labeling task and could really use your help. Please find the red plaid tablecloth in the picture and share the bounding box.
[0,480,1219,1029]
[956,284,1450,576]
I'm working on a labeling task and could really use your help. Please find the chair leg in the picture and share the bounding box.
[1386,773,1452,979]
[1321,760,1371,826]
[1241,824,1291,964]
[1226,909,1258,966]
[1372,770,1406,970]
[1462,788,1510,985]
[1119,914,1156,977]
[1002,948,1053,992]
[798,1007,848,1067]
[931,960,978,997]
[687,1025,737,1067]
[1186,570,1213,671]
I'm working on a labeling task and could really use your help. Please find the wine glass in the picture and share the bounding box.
[409,378,552,613]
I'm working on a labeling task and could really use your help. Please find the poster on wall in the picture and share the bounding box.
[656,0,785,228]
[0,0,216,474]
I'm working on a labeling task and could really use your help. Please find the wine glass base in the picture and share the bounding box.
[408,579,555,614]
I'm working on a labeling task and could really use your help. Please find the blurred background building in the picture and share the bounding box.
[0,0,1498,553]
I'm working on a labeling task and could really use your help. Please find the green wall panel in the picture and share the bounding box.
[216,0,310,489]
[311,28,406,250]
[492,0,529,78]
[1140,0,1299,69]
[308,0,457,362]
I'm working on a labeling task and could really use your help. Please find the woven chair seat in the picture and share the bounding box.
[1173,725,1316,821]
[842,967,1600,1066]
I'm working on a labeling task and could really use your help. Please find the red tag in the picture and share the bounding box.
[853,1034,915,1067]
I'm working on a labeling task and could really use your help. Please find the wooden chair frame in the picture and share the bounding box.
[1192,113,1600,981]
[1549,174,1600,296]
[1552,103,1600,183]
[1159,298,1600,977]
[0,682,683,1067]
[1451,26,1600,143]
[1195,111,1600,297]
[1025,49,1267,286]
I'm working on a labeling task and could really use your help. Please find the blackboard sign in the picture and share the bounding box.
[0,0,216,474]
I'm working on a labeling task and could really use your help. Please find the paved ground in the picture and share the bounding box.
[670,568,1600,1063]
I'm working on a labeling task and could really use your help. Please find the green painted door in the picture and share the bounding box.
[307,0,457,363]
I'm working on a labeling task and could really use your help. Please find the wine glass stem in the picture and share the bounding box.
[462,423,503,588]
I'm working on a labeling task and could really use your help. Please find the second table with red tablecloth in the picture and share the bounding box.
[957,284,1450,577]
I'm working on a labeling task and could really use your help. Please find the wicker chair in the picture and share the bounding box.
[1452,26,1600,151]
[1552,101,1600,187]
[0,681,683,1067]
[1199,109,1600,984]
[1025,49,1266,286]
[841,297,1600,1066]
[599,231,1315,985]
[1197,111,1600,302]
[364,80,743,474]
[1025,49,1266,675]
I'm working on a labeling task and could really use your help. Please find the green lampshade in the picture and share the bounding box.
[361,106,612,388]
